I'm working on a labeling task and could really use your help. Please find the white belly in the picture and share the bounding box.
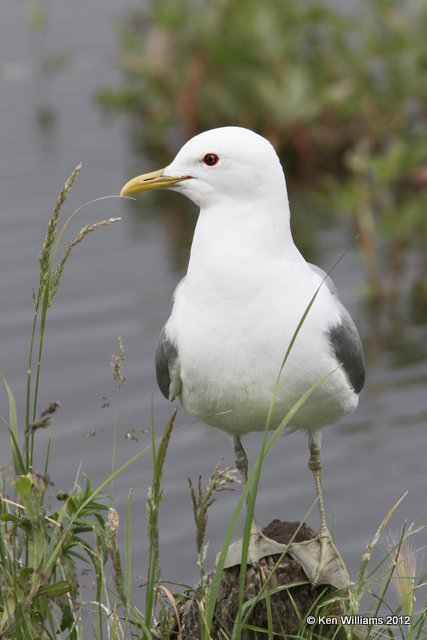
[166,262,358,435]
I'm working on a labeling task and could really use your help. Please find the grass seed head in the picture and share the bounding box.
[387,532,417,616]
[111,336,126,387]
[27,400,61,434]
[39,164,82,295]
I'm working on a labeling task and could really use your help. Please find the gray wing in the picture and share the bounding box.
[329,314,365,393]
[155,326,182,401]
[309,263,365,394]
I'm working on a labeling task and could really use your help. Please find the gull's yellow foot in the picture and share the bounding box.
[288,528,350,590]
[218,522,349,591]
[219,522,289,570]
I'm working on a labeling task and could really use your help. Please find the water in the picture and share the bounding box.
[1,1,426,603]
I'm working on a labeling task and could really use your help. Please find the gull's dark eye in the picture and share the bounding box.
[202,153,219,166]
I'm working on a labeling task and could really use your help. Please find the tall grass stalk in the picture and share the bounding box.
[125,489,132,606]
[144,409,176,632]
[110,336,126,496]
[188,462,239,583]
[352,492,408,615]
[24,165,121,471]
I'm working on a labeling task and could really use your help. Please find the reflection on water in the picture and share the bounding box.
[0,0,426,599]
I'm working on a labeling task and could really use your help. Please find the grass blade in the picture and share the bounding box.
[0,374,25,475]
[125,489,132,605]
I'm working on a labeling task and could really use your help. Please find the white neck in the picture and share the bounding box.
[186,194,302,292]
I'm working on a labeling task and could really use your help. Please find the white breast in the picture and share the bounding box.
[166,254,358,435]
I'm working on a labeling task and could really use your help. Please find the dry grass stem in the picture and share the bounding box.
[111,336,126,387]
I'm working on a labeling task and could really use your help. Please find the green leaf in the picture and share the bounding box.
[0,374,25,475]
[16,474,34,499]
[59,601,76,634]
[18,566,34,584]
[0,513,21,523]
[0,596,16,630]
[36,580,71,599]
[66,549,90,564]
[29,531,46,571]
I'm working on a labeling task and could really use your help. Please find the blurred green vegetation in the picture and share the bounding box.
[99,0,427,304]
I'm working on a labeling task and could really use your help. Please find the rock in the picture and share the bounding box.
[178,520,347,639]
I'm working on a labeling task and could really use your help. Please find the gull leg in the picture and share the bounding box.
[233,434,249,486]
[222,436,289,569]
[233,435,263,569]
[288,433,350,589]
[308,433,329,578]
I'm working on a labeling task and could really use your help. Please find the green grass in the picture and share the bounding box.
[0,168,426,638]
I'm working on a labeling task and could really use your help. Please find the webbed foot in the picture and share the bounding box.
[218,524,349,591]
[289,528,349,590]
[219,523,289,570]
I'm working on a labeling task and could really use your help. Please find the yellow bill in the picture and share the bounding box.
[120,168,189,196]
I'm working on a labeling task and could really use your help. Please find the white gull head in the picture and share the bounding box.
[164,126,289,209]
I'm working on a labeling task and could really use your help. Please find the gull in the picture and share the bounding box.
[121,126,365,589]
